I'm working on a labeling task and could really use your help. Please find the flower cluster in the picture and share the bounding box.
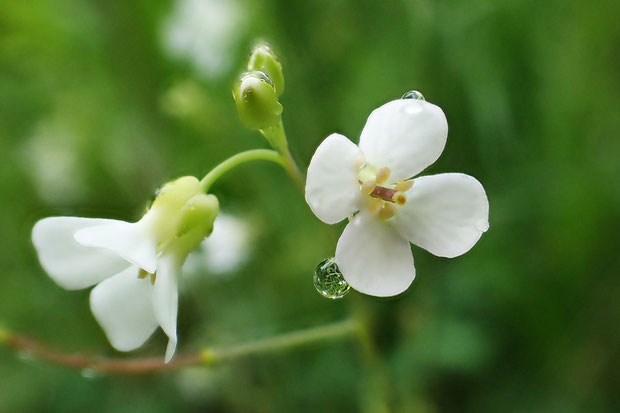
[305,98,489,297]
[29,39,489,363]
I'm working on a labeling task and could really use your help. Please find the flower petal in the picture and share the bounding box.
[32,217,131,290]
[393,173,489,258]
[152,254,179,363]
[335,211,415,297]
[359,99,448,181]
[89,266,158,352]
[305,133,364,224]
[74,220,158,274]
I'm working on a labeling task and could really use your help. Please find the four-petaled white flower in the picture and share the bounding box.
[32,177,218,362]
[305,98,489,297]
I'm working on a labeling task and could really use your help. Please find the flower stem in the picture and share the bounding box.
[0,319,357,375]
[260,119,304,190]
[200,149,284,193]
[350,300,395,413]
[202,319,358,364]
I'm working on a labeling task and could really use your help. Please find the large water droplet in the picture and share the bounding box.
[313,257,350,299]
[243,70,274,88]
[402,90,425,101]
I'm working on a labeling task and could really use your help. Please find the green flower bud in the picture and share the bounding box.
[233,71,283,130]
[176,193,219,239]
[248,44,284,96]
[174,193,219,256]
[152,176,202,215]
[147,176,220,257]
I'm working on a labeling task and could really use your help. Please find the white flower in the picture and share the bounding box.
[32,177,218,362]
[305,98,489,297]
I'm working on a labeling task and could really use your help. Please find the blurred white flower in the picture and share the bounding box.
[32,177,218,362]
[184,213,251,276]
[21,120,85,204]
[305,98,489,297]
[162,0,246,79]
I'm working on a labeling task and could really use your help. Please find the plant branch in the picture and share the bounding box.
[0,320,357,375]
[200,149,284,193]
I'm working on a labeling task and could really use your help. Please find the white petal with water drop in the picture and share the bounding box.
[359,99,448,182]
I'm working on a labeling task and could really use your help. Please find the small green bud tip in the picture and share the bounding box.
[176,193,219,238]
[201,348,217,365]
[248,44,284,96]
[233,71,283,130]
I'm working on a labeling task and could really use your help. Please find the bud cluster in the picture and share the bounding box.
[233,44,285,130]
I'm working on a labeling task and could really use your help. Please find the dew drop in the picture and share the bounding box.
[476,219,489,232]
[81,368,102,380]
[243,70,274,87]
[17,350,35,362]
[401,90,425,101]
[313,257,350,299]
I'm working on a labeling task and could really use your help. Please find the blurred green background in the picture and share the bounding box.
[1,0,619,411]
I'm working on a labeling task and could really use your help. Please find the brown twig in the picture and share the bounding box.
[0,319,357,375]
[4,332,202,374]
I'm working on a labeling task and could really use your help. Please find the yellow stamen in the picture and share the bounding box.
[378,203,396,220]
[395,180,414,191]
[138,268,157,285]
[368,198,383,215]
[361,179,377,196]
[392,191,407,205]
[375,167,391,185]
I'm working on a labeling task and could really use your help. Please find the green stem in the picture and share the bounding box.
[260,120,305,189]
[200,149,284,193]
[350,300,394,413]
[0,320,357,375]
[202,319,358,364]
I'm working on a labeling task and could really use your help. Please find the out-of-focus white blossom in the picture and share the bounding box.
[184,213,252,276]
[162,0,246,79]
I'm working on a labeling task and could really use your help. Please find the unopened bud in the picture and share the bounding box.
[176,194,219,239]
[248,44,284,96]
[152,176,202,214]
[233,71,283,130]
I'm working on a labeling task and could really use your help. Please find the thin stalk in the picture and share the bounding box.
[0,319,357,375]
[200,149,283,193]
[203,319,358,363]
[260,120,304,190]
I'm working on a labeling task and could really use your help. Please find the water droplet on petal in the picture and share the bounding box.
[476,219,489,232]
[313,257,350,299]
[401,90,425,101]
[81,368,102,380]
